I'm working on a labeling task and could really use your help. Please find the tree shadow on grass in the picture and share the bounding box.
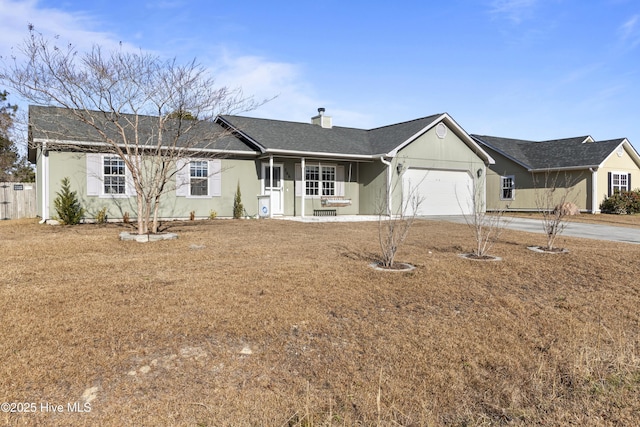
[334,245,379,263]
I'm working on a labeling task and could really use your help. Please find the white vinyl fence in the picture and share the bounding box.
[0,182,37,219]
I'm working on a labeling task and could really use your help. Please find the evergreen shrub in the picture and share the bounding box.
[53,177,85,224]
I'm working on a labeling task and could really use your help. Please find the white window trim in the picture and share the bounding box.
[610,171,630,193]
[305,163,337,198]
[295,162,345,198]
[87,153,134,198]
[102,155,128,198]
[500,175,515,201]
[176,158,221,198]
[188,160,209,198]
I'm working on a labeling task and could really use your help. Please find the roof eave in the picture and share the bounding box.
[528,165,600,173]
[32,138,260,156]
[470,135,528,168]
[215,116,267,153]
[264,148,377,160]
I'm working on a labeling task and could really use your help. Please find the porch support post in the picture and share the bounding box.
[269,155,274,218]
[590,167,599,214]
[301,157,305,217]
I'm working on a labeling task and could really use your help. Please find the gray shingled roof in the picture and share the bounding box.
[219,115,371,155]
[29,105,256,153]
[31,105,446,158]
[40,105,628,169]
[368,114,442,154]
[471,134,626,169]
[219,114,443,156]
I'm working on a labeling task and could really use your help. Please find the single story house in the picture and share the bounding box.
[470,134,640,213]
[28,106,495,221]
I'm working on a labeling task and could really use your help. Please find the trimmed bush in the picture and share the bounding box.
[95,207,108,224]
[233,182,243,219]
[600,189,640,214]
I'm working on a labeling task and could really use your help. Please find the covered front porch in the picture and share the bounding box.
[258,155,374,218]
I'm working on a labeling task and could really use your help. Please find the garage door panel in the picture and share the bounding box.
[402,169,473,216]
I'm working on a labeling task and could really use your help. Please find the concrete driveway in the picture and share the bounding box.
[281,214,640,245]
[427,215,640,245]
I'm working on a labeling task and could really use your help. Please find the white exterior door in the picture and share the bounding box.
[402,169,474,216]
[262,163,284,215]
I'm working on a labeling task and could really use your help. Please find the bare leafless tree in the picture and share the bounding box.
[534,171,581,251]
[0,28,266,234]
[460,175,509,258]
[376,172,423,269]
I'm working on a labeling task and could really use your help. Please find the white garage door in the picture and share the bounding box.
[402,169,474,216]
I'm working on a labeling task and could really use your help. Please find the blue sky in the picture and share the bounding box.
[2,0,640,149]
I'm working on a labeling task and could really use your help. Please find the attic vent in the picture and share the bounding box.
[435,123,447,139]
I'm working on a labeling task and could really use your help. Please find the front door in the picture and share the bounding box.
[262,163,284,215]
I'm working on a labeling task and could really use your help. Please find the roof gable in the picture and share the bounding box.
[471,134,633,170]
[598,138,640,169]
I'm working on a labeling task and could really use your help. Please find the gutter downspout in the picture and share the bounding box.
[589,167,599,214]
[379,156,392,216]
[41,142,50,222]
[301,157,305,217]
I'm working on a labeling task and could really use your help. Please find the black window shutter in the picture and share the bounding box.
[608,172,612,196]
[628,173,632,191]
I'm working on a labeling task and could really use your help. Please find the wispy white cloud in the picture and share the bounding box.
[206,53,376,127]
[559,62,605,85]
[0,0,140,63]
[206,52,327,123]
[618,15,640,49]
[620,15,638,38]
[0,0,335,124]
[489,0,538,24]
[0,0,377,131]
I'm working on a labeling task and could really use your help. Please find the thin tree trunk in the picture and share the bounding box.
[136,192,146,234]
[151,197,161,234]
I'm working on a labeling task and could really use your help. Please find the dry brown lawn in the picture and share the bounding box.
[0,217,639,426]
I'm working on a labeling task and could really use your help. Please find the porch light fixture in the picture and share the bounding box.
[397,163,405,174]
[477,168,483,178]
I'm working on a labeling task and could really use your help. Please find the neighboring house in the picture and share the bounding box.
[28,105,494,221]
[471,134,640,213]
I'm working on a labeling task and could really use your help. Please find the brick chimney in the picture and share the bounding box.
[311,107,332,129]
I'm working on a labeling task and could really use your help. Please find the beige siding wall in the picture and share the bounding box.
[486,154,591,211]
[46,151,261,220]
[392,124,486,213]
[596,146,640,207]
[486,155,535,211]
[358,161,387,215]
[46,152,365,220]
[176,158,260,218]
[533,171,590,211]
[486,144,640,212]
